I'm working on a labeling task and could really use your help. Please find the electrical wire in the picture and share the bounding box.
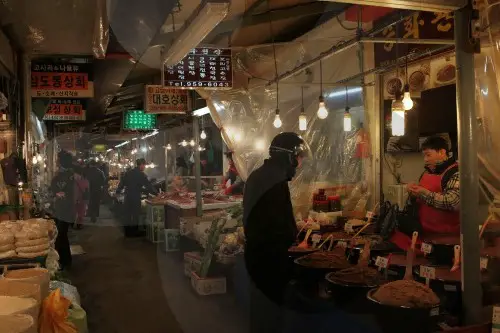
[267,0,279,110]
[336,16,357,31]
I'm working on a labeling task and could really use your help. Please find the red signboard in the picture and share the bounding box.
[43,99,86,121]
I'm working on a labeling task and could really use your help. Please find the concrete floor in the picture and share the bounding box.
[67,206,246,333]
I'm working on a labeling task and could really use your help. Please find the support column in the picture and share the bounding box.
[193,117,202,217]
[22,54,32,183]
[455,3,482,325]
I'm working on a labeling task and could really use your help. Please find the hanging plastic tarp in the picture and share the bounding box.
[203,16,371,214]
[476,1,500,201]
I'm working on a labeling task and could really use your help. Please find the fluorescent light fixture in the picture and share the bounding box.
[141,130,159,140]
[106,149,113,153]
[164,1,230,67]
[318,0,464,12]
[115,141,130,148]
[328,87,362,98]
[193,106,210,117]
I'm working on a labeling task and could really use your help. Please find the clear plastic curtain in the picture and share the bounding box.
[204,35,369,213]
[477,0,500,201]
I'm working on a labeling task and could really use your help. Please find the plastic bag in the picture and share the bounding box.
[39,289,77,333]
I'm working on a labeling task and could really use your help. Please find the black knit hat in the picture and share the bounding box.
[58,150,73,169]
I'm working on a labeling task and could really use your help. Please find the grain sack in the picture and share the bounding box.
[0,243,15,252]
[0,232,14,245]
[16,243,49,253]
[0,314,36,333]
[16,250,49,258]
[15,237,49,247]
[15,229,48,241]
[0,279,41,303]
[0,250,16,259]
[0,296,38,322]
[4,268,50,301]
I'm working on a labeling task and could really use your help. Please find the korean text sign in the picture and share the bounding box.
[43,99,86,121]
[31,62,94,98]
[144,85,191,114]
[165,48,232,89]
[374,12,454,67]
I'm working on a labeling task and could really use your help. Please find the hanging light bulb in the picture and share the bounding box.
[317,96,328,119]
[189,139,195,147]
[32,156,38,165]
[344,107,352,132]
[200,130,207,140]
[166,144,172,150]
[317,60,328,120]
[141,147,148,153]
[36,154,43,162]
[198,145,204,151]
[299,87,307,131]
[181,140,187,147]
[273,109,282,129]
[402,84,414,110]
[391,97,406,136]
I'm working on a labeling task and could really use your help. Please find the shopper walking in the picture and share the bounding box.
[85,160,105,223]
[49,150,76,270]
[116,158,157,237]
[74,166,89,229]
[243,132,308,333]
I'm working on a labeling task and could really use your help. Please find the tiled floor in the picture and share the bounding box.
[67,206,246,333]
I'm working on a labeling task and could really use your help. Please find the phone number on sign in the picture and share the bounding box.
[166,81,231,88]
[43,115,85,121]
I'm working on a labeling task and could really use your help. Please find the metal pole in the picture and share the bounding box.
[455,3,482,325]
[160,46,165,86]
[23,54,32,182]
[164,131,168,191]
[193,117,202,217]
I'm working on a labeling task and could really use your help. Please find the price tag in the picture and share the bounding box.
[480,257,489,270]
[444,284,457,292]
[375,256,389,269]
[337,241,347,248]
[492,305,500,325]
[344,223,354,233]
[311,234,321,246]
[420,243,433,254]
[420,266,436,280]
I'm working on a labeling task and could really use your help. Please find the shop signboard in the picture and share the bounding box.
[43,99,86,121]
[123,110,157,131]
[164,48,232,89]
[373,12,454,67]
[144,85,191,114]
[31,61,94,98]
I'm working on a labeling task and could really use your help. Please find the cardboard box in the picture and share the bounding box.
[164,229,180,252]
[190,272,226,296]
[183,252,202,277]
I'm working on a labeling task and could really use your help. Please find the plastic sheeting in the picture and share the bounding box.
[477,1,500,200]
[204,20,370,212]
[0,0,108,58]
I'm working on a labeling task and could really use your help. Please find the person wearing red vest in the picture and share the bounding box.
[391,136,460,250]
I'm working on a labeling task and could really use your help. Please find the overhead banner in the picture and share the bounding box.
[43,99,87,121]
[164,48,233,89]
[144,85,191,114]
[373,12,454,67]
[31,61,94,98]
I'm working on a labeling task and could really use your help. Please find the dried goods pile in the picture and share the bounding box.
[328,266,380,286]
[296,250,350,270]
[0,219,55,259]
[372,280,440,308]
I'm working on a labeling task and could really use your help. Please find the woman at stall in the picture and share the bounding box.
[391,135,460,250]
[221,151,244,195]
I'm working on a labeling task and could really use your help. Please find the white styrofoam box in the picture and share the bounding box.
[183,252,202,277]
[190,272,226,296]
[146,222,164,244]
[164,229,180,252]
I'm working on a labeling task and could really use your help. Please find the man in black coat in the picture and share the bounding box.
[86,160,105,223]
[116,158,157,237]
[49,150,76,270]
[243,132,307,333]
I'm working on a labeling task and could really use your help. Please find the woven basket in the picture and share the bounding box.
[0,314,36,333]
[0,296,38,326]
[4,268,50,301]
[0,279,40,303]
